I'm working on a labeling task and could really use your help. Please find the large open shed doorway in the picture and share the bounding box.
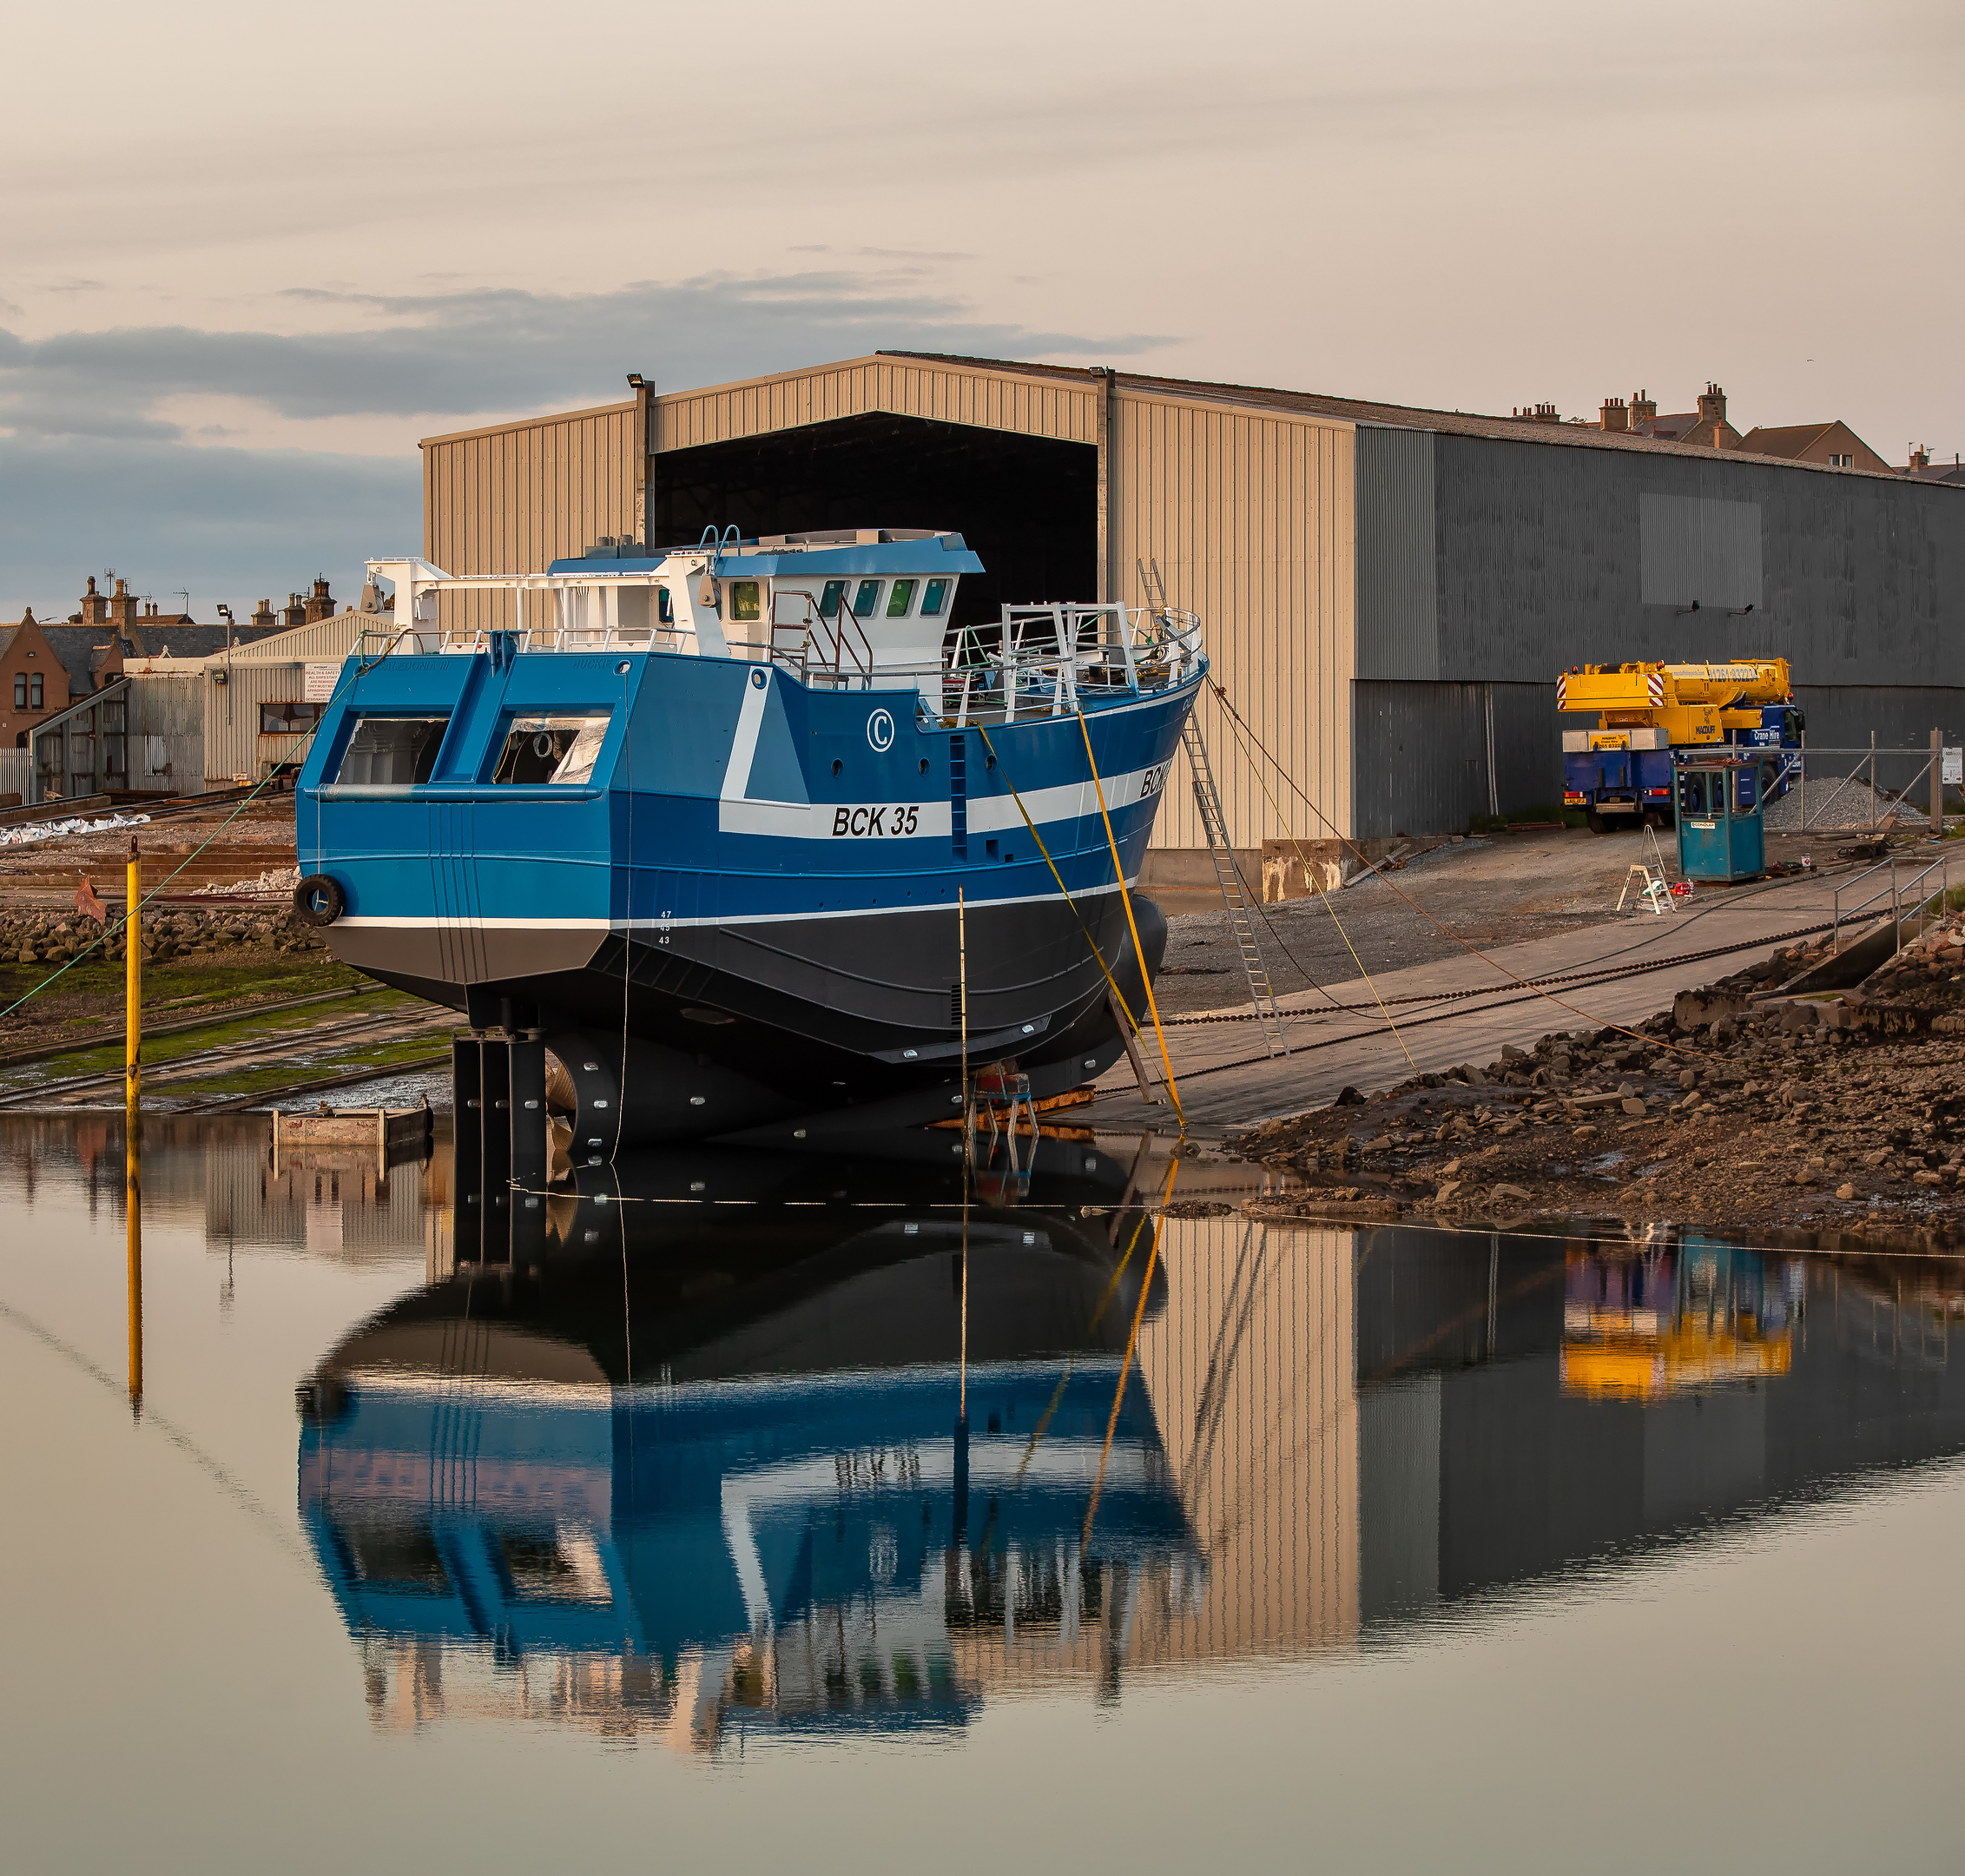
[647,412,1095,630]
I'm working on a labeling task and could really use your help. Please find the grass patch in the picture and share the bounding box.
[0,952,366,1027]
[0,985,424,1093]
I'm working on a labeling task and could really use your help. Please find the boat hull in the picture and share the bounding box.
[299,642,1199,1140]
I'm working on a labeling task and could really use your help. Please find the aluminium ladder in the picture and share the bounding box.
[1179,710,1289,1057]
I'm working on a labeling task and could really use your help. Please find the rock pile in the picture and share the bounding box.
[1229,915,1965,1241]
[0,904,325,967]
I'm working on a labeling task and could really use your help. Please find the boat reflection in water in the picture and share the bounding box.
[299,1136,1215,1746]
[286,1107,1965,1747]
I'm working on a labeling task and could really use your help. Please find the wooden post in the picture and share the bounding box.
[125,836,142,1407]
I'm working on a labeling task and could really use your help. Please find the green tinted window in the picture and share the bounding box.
[729,580,762,622]
[853,580,881,618]
[886,579,916,618]
[819,579,846,620]
[920,578,948,617]
[657,586,674,624]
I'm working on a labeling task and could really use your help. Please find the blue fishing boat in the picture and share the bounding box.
[293,528,1204,1141]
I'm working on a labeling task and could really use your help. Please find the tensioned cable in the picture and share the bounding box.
[1209,683,1812,1068]
[1082,1153,1180,1547]
[972,723,1162,1089]
[1205,687,1417,1070]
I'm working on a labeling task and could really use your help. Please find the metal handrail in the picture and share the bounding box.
[1833,854,1950,948]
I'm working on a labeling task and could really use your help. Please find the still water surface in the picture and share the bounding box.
[3,1116,1962,1872]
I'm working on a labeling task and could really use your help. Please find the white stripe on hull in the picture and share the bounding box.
[336,875,1141,934]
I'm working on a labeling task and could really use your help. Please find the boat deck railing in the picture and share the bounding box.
[355,597,1203,719]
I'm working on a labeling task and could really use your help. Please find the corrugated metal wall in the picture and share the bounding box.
[1109,388,1355,849]
[218,614,376,665]
[1431,433,1963,686]
[1352,679,1555,836]
[945,1214,1361,1691]
[0,749,30,801]
[204,664,317,783]
[126,673,204,792]
[653,356,1098,452]
[424,400,642,631]
[1355,426,1438,682]
[1131,1217,1358,1661]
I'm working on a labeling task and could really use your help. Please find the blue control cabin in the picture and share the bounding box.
[1674,751,1776,883]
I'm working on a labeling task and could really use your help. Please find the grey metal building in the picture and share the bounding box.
[420,354,1963,851]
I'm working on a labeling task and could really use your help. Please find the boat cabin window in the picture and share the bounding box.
[728,580,762,623]
[886,578,917,618]
[657,586,674,625]
[819,579,847,620]
[921,578,949,617]
[853,579,881,618]
[334,716,447,786]
[491,712,611,785]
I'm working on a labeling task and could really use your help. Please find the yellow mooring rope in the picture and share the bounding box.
[1077,709,1186,1128]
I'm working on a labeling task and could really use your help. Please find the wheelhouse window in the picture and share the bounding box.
[853,579,881,618]
[261,701,324,737]
[491,712,610,785]
[819,579,847,620]
[921,578,949,617]
[656,586,675,625]
[886,579,917,618]
[728,580,762,623]
[334,716,448,786]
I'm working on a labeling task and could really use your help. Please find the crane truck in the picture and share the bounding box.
[1558,659,1802,832]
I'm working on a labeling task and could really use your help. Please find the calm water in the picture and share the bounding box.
[4,1115,1963,1873]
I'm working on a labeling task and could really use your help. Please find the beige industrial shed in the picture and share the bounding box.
[191,612,379,783]
[421,353,1962,855]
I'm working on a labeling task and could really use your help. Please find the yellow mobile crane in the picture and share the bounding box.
[1558,659,1801,829]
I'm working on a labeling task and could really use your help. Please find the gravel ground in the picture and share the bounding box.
[1222,916,1965,1245]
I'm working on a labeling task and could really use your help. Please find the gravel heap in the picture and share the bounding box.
[1762,776,1922,833]
[1227,917,1965,1242]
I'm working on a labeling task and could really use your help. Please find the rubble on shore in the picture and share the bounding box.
[1226,914,1965,1245]
[0,903,324,967]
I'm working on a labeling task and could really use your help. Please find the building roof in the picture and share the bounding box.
[1735,423,1842,459]
[129,623,288,661]
[35,625,135,690]
[850,353,1939,485]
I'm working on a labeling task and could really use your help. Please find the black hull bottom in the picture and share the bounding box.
[330,893,1166,1145]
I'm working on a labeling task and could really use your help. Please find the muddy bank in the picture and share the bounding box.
[1224,915,1965,1245]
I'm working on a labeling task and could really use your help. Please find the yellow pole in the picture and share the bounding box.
[125,836,142,1408]
[1076,710,1184,1127]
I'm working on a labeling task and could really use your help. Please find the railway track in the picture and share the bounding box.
[0,1003,458,1108]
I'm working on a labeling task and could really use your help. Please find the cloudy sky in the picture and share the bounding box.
[3,0,1957,618]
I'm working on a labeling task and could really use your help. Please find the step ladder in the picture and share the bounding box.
[1179,710,1289,1056]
